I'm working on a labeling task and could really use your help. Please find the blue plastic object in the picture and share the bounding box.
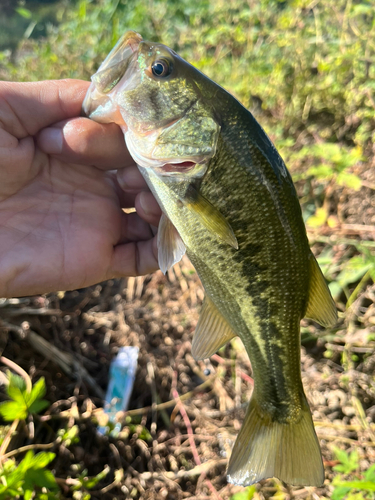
[98,346,139,435]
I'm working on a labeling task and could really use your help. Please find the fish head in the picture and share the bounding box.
[83,31,220,174]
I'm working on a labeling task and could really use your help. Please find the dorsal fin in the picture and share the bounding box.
[157,213,186,274]
[305,252,337,327]
[192,295,237,360]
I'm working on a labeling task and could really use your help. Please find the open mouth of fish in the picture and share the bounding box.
[157,161,196,172]
[82,31,140,127]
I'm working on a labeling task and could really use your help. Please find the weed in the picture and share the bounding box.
[331,447,375,500]
[0,372,49,422]
[0,451,58,500]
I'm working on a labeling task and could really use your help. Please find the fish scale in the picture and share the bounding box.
[83,30,337,487]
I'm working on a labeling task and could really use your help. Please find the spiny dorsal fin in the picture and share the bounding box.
[182,185,238,249]
[157,213,186,274]
[192,295,237,360]
[305,252,337,327]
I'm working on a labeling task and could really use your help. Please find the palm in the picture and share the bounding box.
[0,79,159,298]
[0,155,124,295]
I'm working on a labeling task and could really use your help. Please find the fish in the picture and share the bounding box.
[83,31,337,487]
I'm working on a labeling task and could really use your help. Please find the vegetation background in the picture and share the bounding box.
[0,0,375,499]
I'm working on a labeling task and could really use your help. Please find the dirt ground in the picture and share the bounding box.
[0,168,375,499]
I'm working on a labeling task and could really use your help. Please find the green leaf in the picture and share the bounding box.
[28,399,50,415]
[73,466,109,491]
[333,447,349,465]
[24,489,33,500]
[78,0,87,20]
[39,469,58,489]
[0,400,27,421]
[8,372,26,392]
[28,452,56,470]
[333,447,359,474]
[306,207,328,228]
[329,256,373,300]
[365,464,375,482]
[58,425,80,446]
[0,452,58,499]
[336,171,362,190]
[24,469,58,490]
[0,462,24,489]
[1,458,17,475]
[0,489,23,500]
[332,486,352,500]
[7,374,27,404]
[231,485,256,500]
[15,7,32,19]
[338,480,375,491]
[83,468,109,489]
[2,375,50,418]
[6,385,26,405]
[28,378,47,406]
[18,450,35,472]
[351,4,372,16]
[307,164,334,179]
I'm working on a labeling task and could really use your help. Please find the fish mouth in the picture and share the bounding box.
[159,161,197,173]
[152,161,209,180]
[82,31,142,123]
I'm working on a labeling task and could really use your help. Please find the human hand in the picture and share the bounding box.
[0,79,161,298]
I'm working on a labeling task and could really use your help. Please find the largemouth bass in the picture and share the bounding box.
[83,31,337,487]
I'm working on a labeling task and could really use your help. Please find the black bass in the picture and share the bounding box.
[83,31,337,487]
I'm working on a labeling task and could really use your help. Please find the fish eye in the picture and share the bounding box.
[151,59,172,78]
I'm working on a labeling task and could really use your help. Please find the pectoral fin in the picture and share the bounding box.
[182,186,238,249]
[157,213,186,274]
[192,295,237,360]
[305,253,337,327]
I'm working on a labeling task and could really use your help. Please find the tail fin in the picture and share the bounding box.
[227,395,324,487]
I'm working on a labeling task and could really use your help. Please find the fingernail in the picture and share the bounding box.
[39,127,63,154]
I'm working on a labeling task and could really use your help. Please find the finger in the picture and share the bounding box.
[0,128,18,149]
[115,166,161,219]
[119,211,154,243]
[0,79,90,139]
[135,191,162,227]
[110,236,159,277]
[37,117,134,170]
[105,171,145,209]
[0,136,35,192]
[116,165,149,192]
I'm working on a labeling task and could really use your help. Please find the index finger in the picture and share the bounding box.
[0,79,89,139]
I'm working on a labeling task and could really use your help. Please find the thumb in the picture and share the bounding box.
[0,79,89,139]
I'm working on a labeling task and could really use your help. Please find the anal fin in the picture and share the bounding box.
[305,252,337,327]
[192,295,237,360]
[157,213,186,274]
